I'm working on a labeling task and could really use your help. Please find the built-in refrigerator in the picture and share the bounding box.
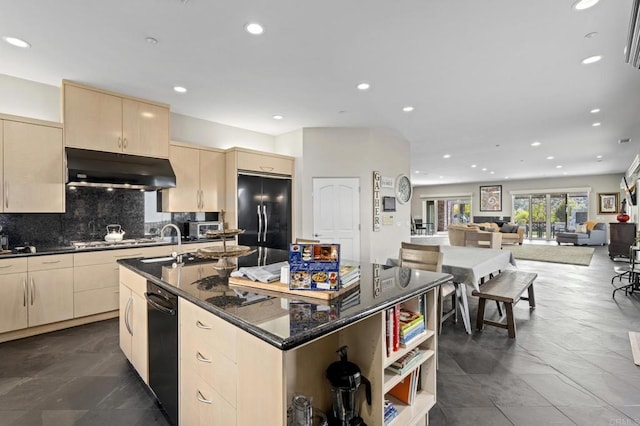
[237,173,292,251]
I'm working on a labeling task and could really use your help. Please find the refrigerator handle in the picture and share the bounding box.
[263,205,268,242]
[257,205,262,242]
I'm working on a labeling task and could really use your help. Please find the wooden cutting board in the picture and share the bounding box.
[228,276,359,301]
[0,250,12,255]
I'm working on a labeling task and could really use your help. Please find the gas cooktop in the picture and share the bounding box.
[70,238,162,250]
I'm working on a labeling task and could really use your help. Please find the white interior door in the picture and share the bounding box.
[312,178,360,261]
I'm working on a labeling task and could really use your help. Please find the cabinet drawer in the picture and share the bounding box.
[74,263,119,292]
[180,366,236,426]
[74,286,119,317]
[74,246,172,266]
[28,254,73,271]
[0,257,28,274]
[179,298,236,363]
[119,265,147,297]
[237,151,293,175]
[181,322,238,407]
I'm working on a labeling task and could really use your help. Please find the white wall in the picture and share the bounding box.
[0,74,60,121]
[275,130,304,238]
[300,127,411,263]
[412,173,624,225]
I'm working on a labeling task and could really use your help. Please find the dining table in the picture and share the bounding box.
[439,246,517,333]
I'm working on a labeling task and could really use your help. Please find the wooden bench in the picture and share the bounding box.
[472,270,537,338]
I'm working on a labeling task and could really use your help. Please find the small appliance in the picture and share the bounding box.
[183,221,223,239]
[326,346,371,426]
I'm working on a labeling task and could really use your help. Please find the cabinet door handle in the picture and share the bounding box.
[196,390,212,404]
[123,137,128,149]
[30,277,35,305]
[22,278,27,307]
[42,260,61,265]
[124,296,133,335]
[260,166,274,172]
[0,264,14,269]
[196,352,212,363]
[195,320,211,330]
[5,181,8,209]
[117,137,122,148]
[115,253,142,258]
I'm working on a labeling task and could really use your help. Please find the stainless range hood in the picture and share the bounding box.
[65,147,176,190]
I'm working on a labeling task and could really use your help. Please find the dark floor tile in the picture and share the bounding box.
[9,409,87,426]
[436,374,495,408]
[498,405,575,425]
[557,406,639,426]
[468,374,551,407]
[0,377,74,410]
[518,374,606,407]
[75,408,170,426]
[0,411,27,425]
[437,406,513,426]
[35,376,125,410]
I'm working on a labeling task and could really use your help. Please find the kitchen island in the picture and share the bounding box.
[118,249,452,426]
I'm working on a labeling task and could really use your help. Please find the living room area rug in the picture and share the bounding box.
[505,244,595,266]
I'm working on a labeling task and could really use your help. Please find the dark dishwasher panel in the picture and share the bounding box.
[146,281,178,426]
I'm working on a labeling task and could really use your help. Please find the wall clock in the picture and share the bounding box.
[395,174,413,204]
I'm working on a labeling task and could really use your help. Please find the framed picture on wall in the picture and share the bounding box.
[480,185,502,211]
[597,192,619,214]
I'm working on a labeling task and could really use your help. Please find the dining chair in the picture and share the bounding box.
[464,232,502,249]
[398,245,457,335]
[612,246,640,298]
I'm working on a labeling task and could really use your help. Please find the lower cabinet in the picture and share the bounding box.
[0,267,28,334]
[179,298,237,425]
[119,266,149,383]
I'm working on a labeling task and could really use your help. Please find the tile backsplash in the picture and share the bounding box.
[0,187,205,249]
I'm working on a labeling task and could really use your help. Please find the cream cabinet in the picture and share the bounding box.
[0,258,28,334]
[119,265,149,383]
[74,245,172,318]
[0,115,64,213]
[179,298,237,425]
[63,81,169,158]
[161,143,225,212]
[26,255,74,328]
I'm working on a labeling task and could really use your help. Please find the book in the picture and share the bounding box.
[400,324,426,347]
[386,308,393,357]
[383,400,398,425]
[393,305,400,352]
[400,315,424,335]
[386,350,426,375]
[391,348,420,368]
[399,308,423,332]
[388,367,420,404]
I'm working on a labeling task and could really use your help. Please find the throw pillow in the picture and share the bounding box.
[575,224,587,233]
[501,224,517,233]
[585,220,597,231]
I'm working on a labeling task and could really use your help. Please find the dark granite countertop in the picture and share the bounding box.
[0,238,224,258]
[118,249,453,350]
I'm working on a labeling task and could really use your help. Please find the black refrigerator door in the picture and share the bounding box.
[261,176,292,250]
[237,174,263,247]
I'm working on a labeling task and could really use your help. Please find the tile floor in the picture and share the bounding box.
[0,237,639,425]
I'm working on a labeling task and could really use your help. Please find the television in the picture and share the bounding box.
[382,196,396,212]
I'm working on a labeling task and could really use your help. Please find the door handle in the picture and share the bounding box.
[22,278,26,307]
[123,137,128,149]
[124,296,133,335]
[196,390,212,404]
[195,320,211,330]
[257,205,262,242]
[263,205,268,242]
[196,352,212,363]
[117,137,122,149]
[5,181,8,209]
[42,260,61,265]
[30,277,35,305]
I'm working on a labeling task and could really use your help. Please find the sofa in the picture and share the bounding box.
[448,222,524,247]
[555,221,606,246]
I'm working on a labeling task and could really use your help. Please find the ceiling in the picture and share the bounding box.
[1,0,639,186]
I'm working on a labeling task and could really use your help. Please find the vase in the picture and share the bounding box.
[617,213,630,223]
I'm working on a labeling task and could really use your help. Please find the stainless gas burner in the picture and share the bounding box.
[70,238,161,250]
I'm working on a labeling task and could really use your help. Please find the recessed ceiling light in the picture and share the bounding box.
[596,155,603,159]
[402,106,414,112]
[572,0,600,10]
[245,23,264,35]
[173,86,187,93]
[556,165,563,169]
[443,154,451,159]
[504,176,510,179]
[584,32,598,39]
[590,108,600,113]
[2,36,30,48]
[481,168,487,172]
[490,171,495,175]
[547,156,555,160]
[471,164,477,168]
[414,171,420,174]
[581,55,602,64]
[356,82,370,91]
[531,141,541,147]
[592,122,601,127]
[272,115,283,120]
[145,37,158,44]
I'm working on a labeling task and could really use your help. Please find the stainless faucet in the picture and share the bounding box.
[160,223,183,262]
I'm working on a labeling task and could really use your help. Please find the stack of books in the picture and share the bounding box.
[398,308,425,347]
[385,349,427,375]
[383,399,398,425]
[339,262,360,289]
[388,366,421,405]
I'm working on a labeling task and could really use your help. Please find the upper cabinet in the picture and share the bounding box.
[235,149,294,175]
[0,114,65,213]
[62,80,169,158]
[161,142,226,212]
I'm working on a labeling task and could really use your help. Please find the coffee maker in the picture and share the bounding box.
[326,346,371,426]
